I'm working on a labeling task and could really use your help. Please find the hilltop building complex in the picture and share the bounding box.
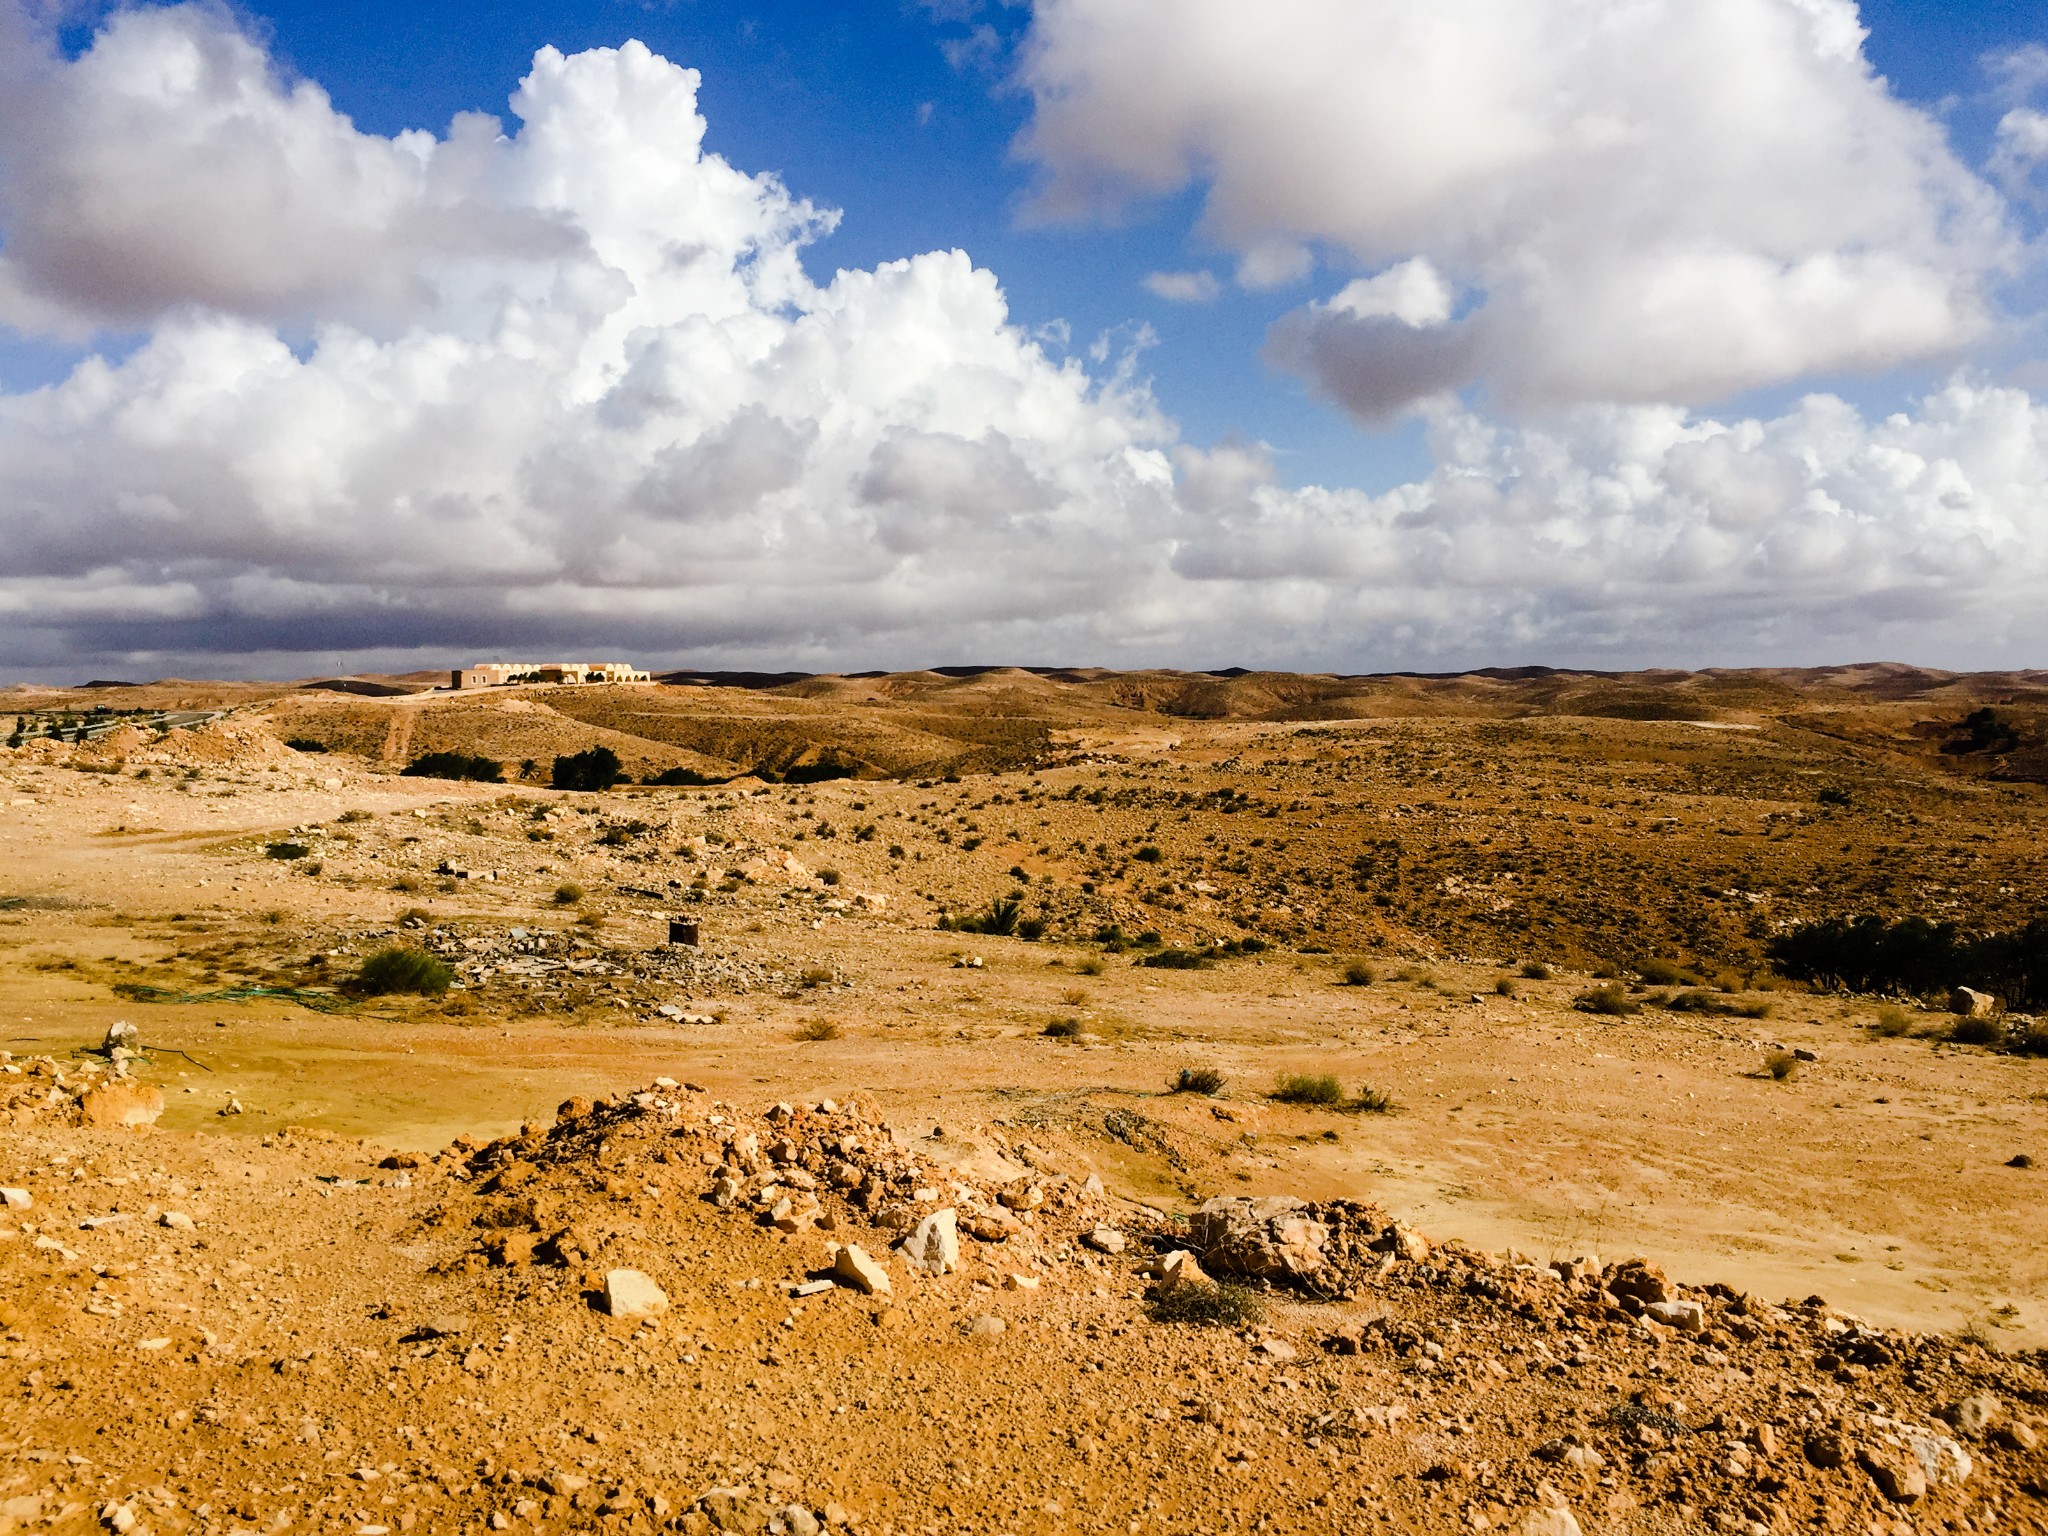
[451,662,652,689]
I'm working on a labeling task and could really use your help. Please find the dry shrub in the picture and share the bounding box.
[795,1017,841,1042]
[1763,1049,1799,1081]
[1171,1066,1226,1095]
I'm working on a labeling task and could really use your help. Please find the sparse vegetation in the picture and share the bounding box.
[348,946,453,997]
[283,737,328,753]
[794,1017,841,1041]
[1951,1015,2006,1047]
[1664,989,1771,1018]
[1770,913,2048,1011]
[1043,1018,1083,1039]
[1870,1004,1917,1037]
[1148,1281,1264,1327]
[1573,983,1639,1017]
[1272,1072,1346,1107]
[402,751,503,783]
[1074,955,1106,977]
[1138,947,1210,970]
[940,895,1024,936]
[1341,961,1376,986]
[1763,1049,1799,1081]
[265,842,309,860]
[1171,1066,1226,1095]
[1520,961,1552,980]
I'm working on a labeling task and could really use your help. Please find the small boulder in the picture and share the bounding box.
[1081,1224,1126,1256]
[834,1244,891,1296]
[1645,1299,1705,1332]
[1951,987,1997,1019]
[1947,1394,2001,1442]
[900,1208,960,1276]
[1146,1249,1207,1294]
[78,1079,164,1129]
[158,1211,195,1232]
[0,1187,31,1210]
[1857,1444,1927,1504]
[601,1268,669,1321]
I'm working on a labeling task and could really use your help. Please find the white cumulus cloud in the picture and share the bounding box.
[1017,0,2016,416]
[2,2,2048,679]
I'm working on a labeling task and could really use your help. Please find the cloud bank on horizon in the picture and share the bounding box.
[0,0,2045,677]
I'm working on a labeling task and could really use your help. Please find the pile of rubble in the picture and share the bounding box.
[431,1082,2048,1534]
[0,1050,165,1132]
[402,924,843,1004]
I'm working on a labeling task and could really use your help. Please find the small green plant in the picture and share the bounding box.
[1171,1066,1226,1096]
[1272,1072,1346,1107]
[553,883,585,905]
[349,946,453,997]
[795,1017,841,1042]
[1573,983,1639,1017]
[1520,960,1552,980]
[1351,1084,1396,1114]
[1763,1049,1799,1081]
[1148,1281,1264,1327]
[1043,1017,1083,1039]
[940,895,1024,936]
[1341,961,1377,987]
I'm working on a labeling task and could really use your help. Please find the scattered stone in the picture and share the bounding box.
[1003,1273,1040,1291]
[0,1187,30,1210]
[965,1314,1006,1339]
[1858,1444,1927,1504]
[159,1210,195,1231]
[1255,1337,1298,1362]
[1805,1432,1851,1470]
[1145,1249,1207,1294]
[1081,1224,1126,1256]
[1948,1394,2001,1441]
[601,1268,669,1320]
[1991,1422,2038,1452]
[834,1244,891,1296]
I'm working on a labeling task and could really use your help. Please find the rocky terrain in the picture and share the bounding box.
[2,667,2046,1534]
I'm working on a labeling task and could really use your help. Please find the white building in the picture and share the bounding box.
[451,662,652,689]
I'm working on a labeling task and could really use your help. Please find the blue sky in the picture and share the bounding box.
[1,0,2046,677]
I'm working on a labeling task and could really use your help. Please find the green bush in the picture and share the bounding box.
[1272,1073,1345,1107]
[940,895,1024,936]
[552,747,623,792]
[1140,948,1210,970]
[1149,1281,1264,1327]
[1573,984,1638,1017]
[350,946,453,996]
[1134,845,1164,863]
[1171,1066,1226,1095]
[402,752,503,783]
[643,765,725,786]
[1951,1015,2006,1047]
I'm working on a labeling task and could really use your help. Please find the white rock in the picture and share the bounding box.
[1004,1273,1041,1291]
[1082,1225,1126,1255]
[1646,1299,1705,1332]
[834,1244,892,1296]
[601,1268,669,1320]
[780,1506,821,1536]
[0,1187,30,1210]
[159,1211,195,1231]
[901,1208,960,1276]
[1147,1249,1207,1293]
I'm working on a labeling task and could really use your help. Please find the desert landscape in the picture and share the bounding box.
[1,666,2044,1536]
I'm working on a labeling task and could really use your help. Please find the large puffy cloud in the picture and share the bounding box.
[1018,0,2015,416]
[3,3,2048,678]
